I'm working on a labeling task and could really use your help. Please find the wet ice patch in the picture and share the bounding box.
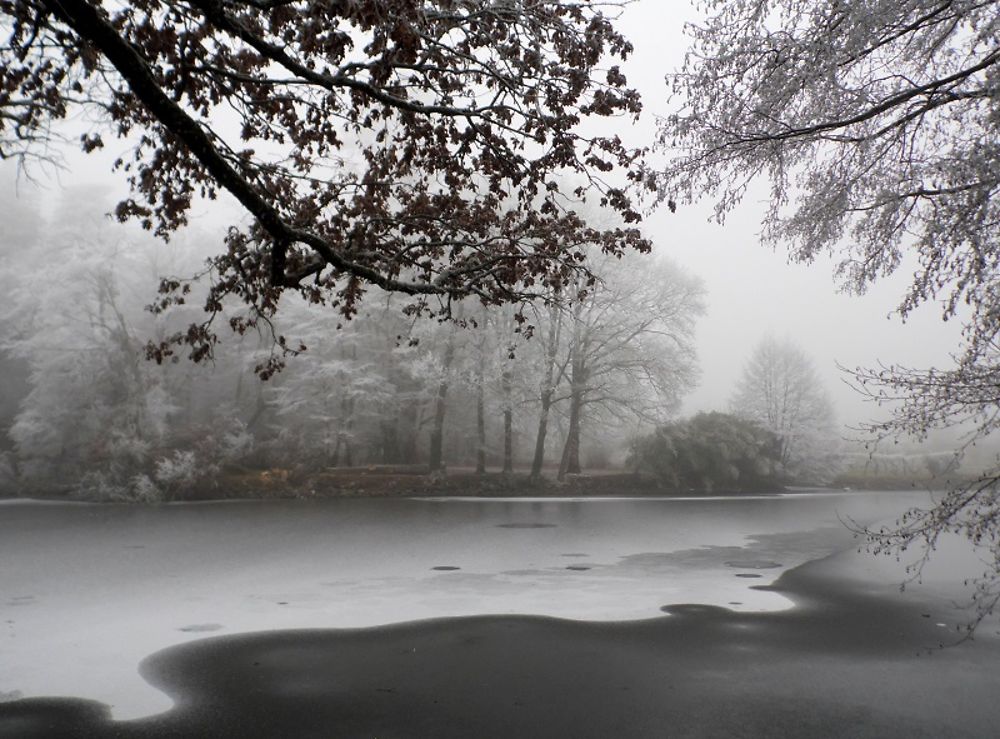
[660,604,731,617]
[495,523,556,529]
[725,560,782,569]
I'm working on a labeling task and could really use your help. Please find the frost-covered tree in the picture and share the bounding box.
[1,191,175,497]
[0,188,255,499]
[555,253,705,478]
[659,0,1000,621]
[729,337,838,483]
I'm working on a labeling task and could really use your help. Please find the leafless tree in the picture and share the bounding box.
[730,337,838,483]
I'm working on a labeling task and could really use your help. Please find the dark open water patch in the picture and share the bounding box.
[431,566,461,571]
[735,573,763,579]
[565,565,591,571]
[3,558,999,739]
[495,523,556,529]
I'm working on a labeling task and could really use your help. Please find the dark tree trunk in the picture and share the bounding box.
[428,329,457,472]
[475,332,487,474]
[558,359,585,480]
[530,392,551,479]
[380,420,400,464]
[501,367,513,474]
[331,435,341,467]
[476,383,486,474]
[402,399,421,464]
[428,383,447,472]
[341,393,354,468]
[558,298,586,481]
[530,305,562,480]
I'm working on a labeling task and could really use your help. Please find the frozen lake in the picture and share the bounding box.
[1,490,998,736]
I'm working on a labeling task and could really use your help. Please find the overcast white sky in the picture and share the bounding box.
[0,0,967,432]
[614,1,965,424]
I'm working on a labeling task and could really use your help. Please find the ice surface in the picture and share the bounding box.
[0,490,970,719]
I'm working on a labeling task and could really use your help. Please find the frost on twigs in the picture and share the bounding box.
[658,0,1000,627]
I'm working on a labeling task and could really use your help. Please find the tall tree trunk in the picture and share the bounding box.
[530,391,552,479]
[428,380,448,472]
[475,382,486,474]
[558,354,585,480]
[530,304,562,479]
[428,328,457,472]
[558,387,583,479]
[402,398,421,464]
[341,344,357,467]
[558,298,586,481]
[475,326,487,473]
[501,367,513,473]
[341,392,354,467]
[380,420,399,464]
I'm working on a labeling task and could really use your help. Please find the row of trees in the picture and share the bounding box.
[0,189,705,500]
[0,184,841,498]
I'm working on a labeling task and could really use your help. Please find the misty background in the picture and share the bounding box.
[0,0,985,499]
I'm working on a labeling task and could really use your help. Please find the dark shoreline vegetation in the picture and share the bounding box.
[1,466,962,503]
[4,546,998,739]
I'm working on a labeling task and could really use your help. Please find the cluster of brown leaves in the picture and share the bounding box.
[1,0,649,371]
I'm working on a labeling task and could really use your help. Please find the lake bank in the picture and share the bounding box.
[1,466,951,503]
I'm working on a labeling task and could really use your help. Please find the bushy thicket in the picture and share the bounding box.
[630,412,783,493]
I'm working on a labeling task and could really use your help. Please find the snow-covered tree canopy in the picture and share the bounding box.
[729,337,838,484]
[660,0,1000,624]
[1,0,649,370]
[660,0,999,330]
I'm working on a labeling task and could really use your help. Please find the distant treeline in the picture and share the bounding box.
[0,191,706,501]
